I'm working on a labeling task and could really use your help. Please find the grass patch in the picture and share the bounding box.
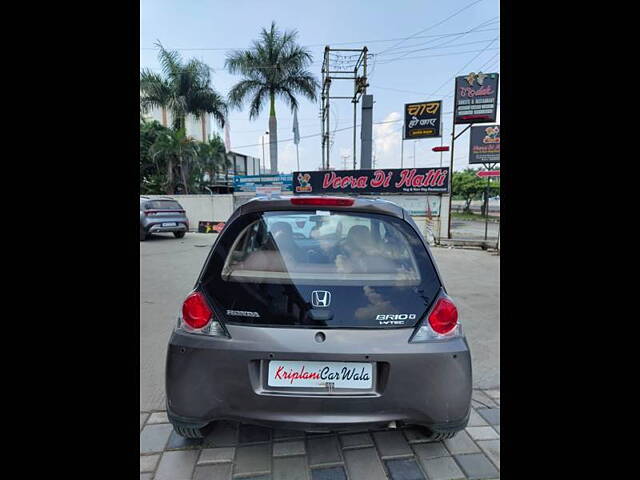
[451,210,500,222]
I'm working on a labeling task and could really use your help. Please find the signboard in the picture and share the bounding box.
[198,221,225,233]
[255,185,282,197]
[293,168,450,195]
[476,170,500,177]
[469,125,500,164]
[454,72,499,124]
[233,174,292,192]
[404,100,442,139]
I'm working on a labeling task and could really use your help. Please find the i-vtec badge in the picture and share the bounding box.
[377,314,416,325]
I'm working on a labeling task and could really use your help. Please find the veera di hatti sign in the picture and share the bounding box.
[293,167,450,195]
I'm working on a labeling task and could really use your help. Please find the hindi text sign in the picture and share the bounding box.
[404,100,442,139]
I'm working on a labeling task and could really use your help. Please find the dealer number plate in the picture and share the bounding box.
[268,360,373,389]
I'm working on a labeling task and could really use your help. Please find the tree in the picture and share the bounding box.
[150,128,199,194]
[140,42,227,134]
[140,119,173,194]
[225,22,318,173]
[197,134,231,187]
[452,169,485,212]
[140,72,172,127]
[452,168,500,214]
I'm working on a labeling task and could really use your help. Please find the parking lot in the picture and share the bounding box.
[140,232,500,479]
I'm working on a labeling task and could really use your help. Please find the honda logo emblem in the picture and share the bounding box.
[311,290,331,308]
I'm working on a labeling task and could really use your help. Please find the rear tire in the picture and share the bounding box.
[174,231,186,239]
[140,226,148,241]
[173,424,206,438]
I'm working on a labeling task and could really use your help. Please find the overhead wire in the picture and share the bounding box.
[428,35,500,98]
[377,0,486,55]
[373,17,499,62]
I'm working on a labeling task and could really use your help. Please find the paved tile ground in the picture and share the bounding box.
[140,389,500,479]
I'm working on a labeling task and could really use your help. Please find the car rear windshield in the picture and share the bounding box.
[144,200,182,210]
[200,210,442,328]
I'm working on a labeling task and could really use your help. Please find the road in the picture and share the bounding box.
[140,233,500,412]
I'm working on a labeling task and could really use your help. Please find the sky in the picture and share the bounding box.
[140,0,499,173]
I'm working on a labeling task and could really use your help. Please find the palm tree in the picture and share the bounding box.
[226,22,318,173]
[140,71,172,127]
[141,42,227,136]
[150,128,199,194]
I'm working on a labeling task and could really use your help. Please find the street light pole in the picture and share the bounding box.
[261,132,268,175]
[261,136,265,175]
[400,123,404,168]
[413,141,416,168]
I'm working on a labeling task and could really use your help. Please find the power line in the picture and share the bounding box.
[375,15,499,67]
[231,118,402,150]
[378,0,486,55]
[477,51,500,71]
[374,18,499,61]
[368,26,499,57]
[428,36,500,97]
[229,107,481,151]
[375,38,498,60]
[486,55,500,67]
[139,27,499,52]
[371,47,500,66]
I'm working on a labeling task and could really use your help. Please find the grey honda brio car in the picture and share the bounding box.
[165,195,472,438]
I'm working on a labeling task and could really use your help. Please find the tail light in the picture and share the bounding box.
[182,292,211,329]
[291,196,354,207]
[178,291,228,337]
[410,292,461,342]
[144,210,156,216]
[428,297,458,334]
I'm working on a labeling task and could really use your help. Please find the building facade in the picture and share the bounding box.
[142,106,210,142]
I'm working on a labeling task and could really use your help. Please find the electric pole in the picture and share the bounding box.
[321,45,370,170]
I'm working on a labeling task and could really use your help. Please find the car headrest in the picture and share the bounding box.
[270,222,293,237]
[346,225,371,245]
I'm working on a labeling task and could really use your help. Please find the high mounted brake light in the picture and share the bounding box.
[290,196,354,207]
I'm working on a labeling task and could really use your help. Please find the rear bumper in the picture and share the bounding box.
[165,325,472,431]
[144,222,188,234]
